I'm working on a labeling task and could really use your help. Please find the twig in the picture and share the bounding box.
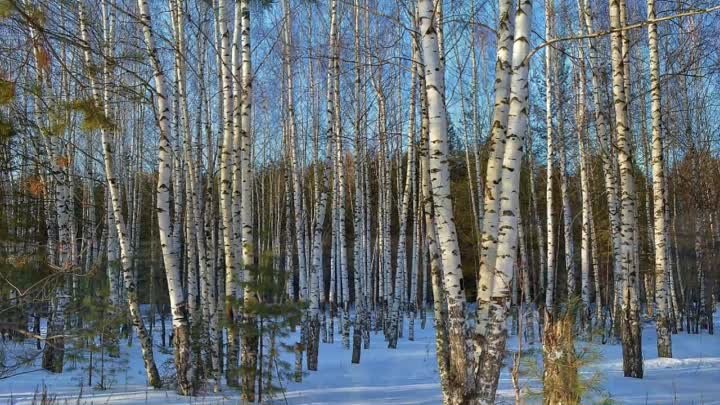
[0,368,43,380]
[524,6,720,65]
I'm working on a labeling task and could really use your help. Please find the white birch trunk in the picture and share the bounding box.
[77,2,163,386]
[647,0,672,358]
[559,134,575,299]
[544,0,557,314]
[28,14,72,374]
[419,111,451,405]
[136,0,193,393]
[573,51,592,321]
[238,0,258,399]
[282,0,309,307]
[389,64,417,348]
[581,0,622,326]
[476,2,533,403]
[418,0,473,401]
[476,0,514,338]
[610,0,643,378]
[215,0,240,387]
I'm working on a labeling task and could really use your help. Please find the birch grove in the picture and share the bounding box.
[1,0,720,403]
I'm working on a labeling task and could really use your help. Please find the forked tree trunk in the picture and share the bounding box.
[476,0,514,345]
[476,2,533,404]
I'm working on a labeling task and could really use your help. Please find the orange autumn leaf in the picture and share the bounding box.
[55,155,70,169]
[26,176,45,198]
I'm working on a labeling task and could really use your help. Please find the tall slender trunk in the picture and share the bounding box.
[647,0,672,358]
[215,0,240,386]
[237,0,258,400]
[529,149,546,294]
[544,0,557,316]
[476,2,533,403]
[581,0,622,329]
[136,0,193,394]
[665,172,681,331]
[573,44,592,323]
[559,132,574,299]
[27,9,72,374]
[476,0,514,341]
[330,4,349,347]
[419,104,451,405]
[351,0,367,363]
[388,49,417,349]
[610,0,643,378]
[77,2,161,387]
[418,0,473,401]
[282,0,308,307]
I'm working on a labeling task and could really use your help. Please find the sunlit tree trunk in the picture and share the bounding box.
[610,0,643,378]
[544,0,557,317]
[238,0,258,399]
[215,0,240,386]
[389,65,416,348]
[418,0,474,401]
[647,0,672,358]
[136,0,193,394]
[581,0,622,330]
[476,2,532,403]
[419,99,451,405]
[78,2,161,387]
[476,0,514,342]
[351,0,367,362]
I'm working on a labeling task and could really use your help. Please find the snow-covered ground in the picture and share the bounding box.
[2,316,720,404]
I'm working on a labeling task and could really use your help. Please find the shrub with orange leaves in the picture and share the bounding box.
[25,176,45,198]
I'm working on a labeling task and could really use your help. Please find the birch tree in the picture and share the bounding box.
[476,2,533,403]
[215,0,240,386]
[78,1,161,387]
[544,0,558,319]
[648,0,672,358]
[610,0,643,378]
[135,0,194,393]
[476,0,514,341]
[418,0,473,401]
[238,0,259,399]
[25,6,73,374]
